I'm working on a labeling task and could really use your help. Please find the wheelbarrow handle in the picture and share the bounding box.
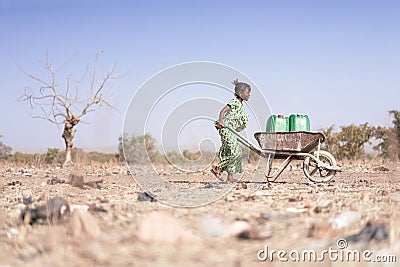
[222,126,264,156]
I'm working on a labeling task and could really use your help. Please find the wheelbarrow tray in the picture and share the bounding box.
[254,131,325,153]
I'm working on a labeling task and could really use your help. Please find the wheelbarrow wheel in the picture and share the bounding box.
[303,150,337,183]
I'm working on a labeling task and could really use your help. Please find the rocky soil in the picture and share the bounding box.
[1,161,399,267]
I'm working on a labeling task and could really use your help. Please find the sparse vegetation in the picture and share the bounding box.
[118,133,216,166]
[45,148,60,164]
[5,148,117,167]
[321,110,400,161]
[321,123,373,161]
[118,133,157,164]
[389,109,400,159]
[0,134,12,160]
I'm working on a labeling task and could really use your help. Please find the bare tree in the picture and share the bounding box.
[19,52,118,167]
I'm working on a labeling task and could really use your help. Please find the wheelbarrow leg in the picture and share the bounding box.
[264,153,273,177]
[266,155,293,182]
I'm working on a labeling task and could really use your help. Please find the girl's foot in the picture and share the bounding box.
[227,173,237,183]
[210,165,223,181]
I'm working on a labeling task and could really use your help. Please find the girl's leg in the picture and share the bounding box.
[216,128,237,170]
[225,139,243,175]
[212,128,242,182]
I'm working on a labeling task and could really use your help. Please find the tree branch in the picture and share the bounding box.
[16,63,53,89]
[78,64,116,119]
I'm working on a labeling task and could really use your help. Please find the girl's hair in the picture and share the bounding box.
[232,79,251,98]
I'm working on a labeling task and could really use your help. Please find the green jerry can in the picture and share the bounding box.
[289,114,310,131]
[266,114,289,132]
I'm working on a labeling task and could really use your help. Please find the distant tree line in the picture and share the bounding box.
[1,147,116,166]
[1,110,399,166]
[321,110,400,160]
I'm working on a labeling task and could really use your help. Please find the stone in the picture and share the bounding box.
[137,212,192,243]
[69,210,102,239]
[69,174,85,188]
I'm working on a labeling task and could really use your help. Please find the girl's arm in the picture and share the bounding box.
[216,105,231,129]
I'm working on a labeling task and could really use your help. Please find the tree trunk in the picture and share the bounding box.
[62,122,77,168]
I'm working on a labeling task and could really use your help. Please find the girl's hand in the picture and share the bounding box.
[216,121,224,129]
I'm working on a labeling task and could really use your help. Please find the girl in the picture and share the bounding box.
[211,79,251,182]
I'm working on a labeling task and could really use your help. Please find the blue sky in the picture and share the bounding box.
[0,0,399,153]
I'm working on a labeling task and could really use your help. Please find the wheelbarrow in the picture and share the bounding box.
[223,126,341,183]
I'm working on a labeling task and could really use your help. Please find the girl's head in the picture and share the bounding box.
[233,79,251,101]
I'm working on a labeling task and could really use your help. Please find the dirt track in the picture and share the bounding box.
[1,162,399,267]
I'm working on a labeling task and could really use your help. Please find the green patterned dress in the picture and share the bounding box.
[216,98,249,174]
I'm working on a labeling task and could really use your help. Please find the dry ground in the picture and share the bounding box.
[0,160,399,267]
